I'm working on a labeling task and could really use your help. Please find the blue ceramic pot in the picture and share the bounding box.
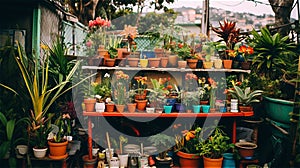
[202,105,210,113]
[193,105,201,113]
[222,153,236,168]
[164,105,173,113]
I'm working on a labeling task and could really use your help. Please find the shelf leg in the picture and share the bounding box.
[88,117,93,160]
[233,118,237,143]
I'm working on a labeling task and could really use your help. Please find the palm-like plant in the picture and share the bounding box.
[227,85,263,106]
[250,27,297,80]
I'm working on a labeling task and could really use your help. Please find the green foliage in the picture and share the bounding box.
[146,79,169,108]
[0,111,30,165]
[182,91,199,110]
[148,133,174,159]
[227,85,263,106]
[250,27,297,80]
[197,125,234,159]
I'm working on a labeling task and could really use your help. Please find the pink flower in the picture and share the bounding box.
[86,40,93,48]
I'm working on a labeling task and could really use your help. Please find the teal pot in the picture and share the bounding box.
[222,153,236,168]
[164,105,173,113]
[263,96,296,125]
[202,105,210,113]
[193,105,201,113]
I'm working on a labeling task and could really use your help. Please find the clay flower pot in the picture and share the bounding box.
[176,151,200,168]
[105,58,116,67]
[235,142,257,159]
[115,104,125,113]
[177,60,187,69]
[48,140,68,159]
[105,104,115,112]
[160,57,169,68]
[187,59,198,69]
[148,58,161,68]
[127,103,136,113]
[127,58,139,67]
[223,60,233,69]
[84,98,96,112]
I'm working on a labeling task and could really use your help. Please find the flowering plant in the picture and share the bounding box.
[113,71,129,105]
[91,73,111,101]
[208,78,218,109]
[197,77,210,101]
[133,76,148,96]
[238,44,254,62]
[184,73,198,91]
[85,17,111,56]
[174,125,202,154]
[49,113,72,143]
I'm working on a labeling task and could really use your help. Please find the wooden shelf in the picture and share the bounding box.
[83,111,254,117]
[82,66,251,73]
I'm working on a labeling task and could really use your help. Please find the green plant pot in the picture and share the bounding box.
[263,96,296,125]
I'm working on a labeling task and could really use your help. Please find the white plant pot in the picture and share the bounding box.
[95,102,105,112]
[33,147,48,158]
[146,107,155,113]
[92,148,99,156]
[16,145,28,155]
[118,154,129,168]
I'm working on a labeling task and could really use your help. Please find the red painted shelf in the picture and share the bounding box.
[83,111,253,117]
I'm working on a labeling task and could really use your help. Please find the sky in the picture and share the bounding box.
[162,0,299,19]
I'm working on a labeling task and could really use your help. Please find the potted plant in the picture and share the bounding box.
[146,78,169,111]
[32,123,52,159]
[197,124,235,168]
[148,133,175,167]
[248,27,298,124]
[126,89,137,113]
[0,112,30,166]
[174,126,202,167]
[227,85,263,112]
[182,91,199,113]
[202,41,216,69]
[211,19,243,69]
[133,76,148,111]
[47,113,72,159]
[112,71,129,112]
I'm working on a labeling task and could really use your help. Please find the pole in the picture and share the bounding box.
[289,55,300,167]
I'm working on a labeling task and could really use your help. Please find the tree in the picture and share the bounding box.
[65,0,175,26]
[268,0,295,36]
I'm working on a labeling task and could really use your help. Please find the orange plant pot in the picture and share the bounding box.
[160,57,169,68]
[115,104,125,113]
[127,58,139,67]
[187,59,198,69]
[84,98,96,112]
[105,104,115,112]
[135,99,147,111]
[176,151,200,168]
[127,103,136,113]
[203,156,223,168]
[48,140,68,159]
[223,60,233,69]
[105,58,116,67]
[148,58,161,68]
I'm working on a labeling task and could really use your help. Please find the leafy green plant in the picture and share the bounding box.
[182,91,199,110]
[146,79,169,108]
[175,43,192,60]
[197,125,234,159]
[148,133,174,159]
[227,85,263,106]
[250,27,297,80]
[0,112,30,166]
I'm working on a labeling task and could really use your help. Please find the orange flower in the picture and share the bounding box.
[182,130,196,141]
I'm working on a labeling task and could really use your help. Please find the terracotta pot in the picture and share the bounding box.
[148,58,161,68]
[135,99,147,111]
[187,59,198,69]
[223,60,233,69]
[115,104,125,113]
[176,151,200,168]
[115,58,126,67]
[154,48,164,57]
[178,60,187,69]
[48,140,68,159]
[98,48,109,57]
[235,142,257,159]
[210,108,217,113]
[105,58,116,67]
[127,58,139,67]
[160,57,169,68]
[84,98,96,112]
[203,61,213,69]
[122,51,131,58]
[203,156,223,168]
[117,48,128,58]
[127,103,136,113]
[239,105,253,112]
[213,59,223,69]
[82,155,97,168]
[105,104,115,112]
[130,51,141,58]
[168,54,178,67]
